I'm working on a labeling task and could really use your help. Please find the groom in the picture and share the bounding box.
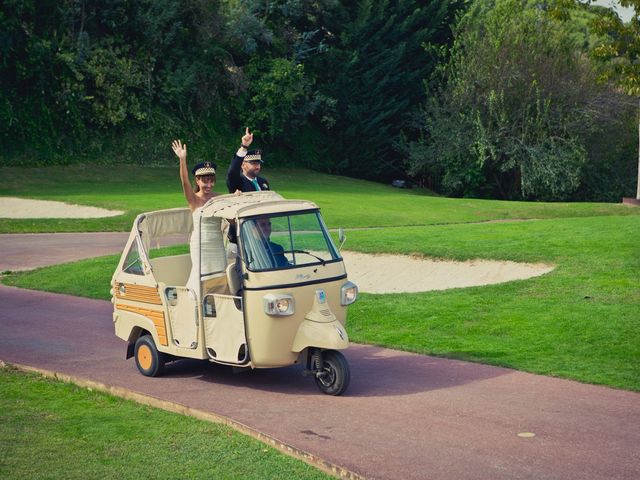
[226,127,270,193]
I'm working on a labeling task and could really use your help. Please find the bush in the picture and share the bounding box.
[405,0,634,200]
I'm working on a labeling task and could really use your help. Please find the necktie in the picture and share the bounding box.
[251,178,261,191]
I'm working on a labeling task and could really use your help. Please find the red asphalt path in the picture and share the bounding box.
[0,232,130,271]
[1,233,639,479]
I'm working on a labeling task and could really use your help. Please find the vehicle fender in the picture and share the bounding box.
[114,310,165,352]
[292,319,349,353]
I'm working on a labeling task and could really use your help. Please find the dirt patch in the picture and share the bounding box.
[0,197,123,218]
[0,198,554,292]
[341,251,554,294]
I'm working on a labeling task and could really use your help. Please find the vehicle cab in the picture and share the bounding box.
[111,192,357,395]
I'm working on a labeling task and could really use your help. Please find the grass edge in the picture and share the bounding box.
[0,360,364,480]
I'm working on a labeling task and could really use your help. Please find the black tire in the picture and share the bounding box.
[314,350,350,396]
[134,335,165,377]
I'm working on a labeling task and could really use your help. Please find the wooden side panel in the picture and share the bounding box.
[114,283,162,305]
[115,303,168,346]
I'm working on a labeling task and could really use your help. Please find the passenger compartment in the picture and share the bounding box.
[150,254,191,286]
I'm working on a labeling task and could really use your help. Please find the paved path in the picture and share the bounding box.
[0,232,130,271]
[1,233,639,479]
[0,232,187,272]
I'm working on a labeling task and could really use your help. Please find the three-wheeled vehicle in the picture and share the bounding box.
[111,191,358,395]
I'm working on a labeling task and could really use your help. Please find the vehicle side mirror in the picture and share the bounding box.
[338,228,346,250]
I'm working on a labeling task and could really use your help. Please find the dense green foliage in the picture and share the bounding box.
[1,0,234,160]
[1,0,637,200]
[2,164,638,234]
[589,0,640,199]
[0,0,461,174]
[404,0,636,201]
[590,0,640,96]
[316,0,461,179]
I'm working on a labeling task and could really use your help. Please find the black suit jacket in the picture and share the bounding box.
[266,240,290,269]
[226,154,270,193]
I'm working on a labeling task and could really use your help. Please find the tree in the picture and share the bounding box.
[0,0,75,148]
[589,1,640,199]
[218,0,345,162]
[0,0,242,161]
[242,58,311,140]
[406,0,630,200]
[319,0,462,179]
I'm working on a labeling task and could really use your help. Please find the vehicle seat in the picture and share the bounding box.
[150,254,191,286]
[226,262,242,296]
[202,274,229,296]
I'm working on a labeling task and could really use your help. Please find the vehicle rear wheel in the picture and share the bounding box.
[314,350,350,396]
[134,335,165,377]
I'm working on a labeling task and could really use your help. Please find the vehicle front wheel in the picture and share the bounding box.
[134,335,165,377]
[314,350,350,396]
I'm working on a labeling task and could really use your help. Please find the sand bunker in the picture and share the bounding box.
[0,197,123,219]
[341,251,554,294]
[0,197,554,292]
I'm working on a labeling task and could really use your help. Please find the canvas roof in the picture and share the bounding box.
[135,207,192,251]
[200,191,318,219]
[133,192,319,244]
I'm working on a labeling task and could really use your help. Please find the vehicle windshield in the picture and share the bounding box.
[240,211,340,272]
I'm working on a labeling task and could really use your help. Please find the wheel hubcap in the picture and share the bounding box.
[138,345,153,370]
[317,365,336,387]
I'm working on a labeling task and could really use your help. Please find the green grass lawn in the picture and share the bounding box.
[346,215,640,390]
[5,214,638,390]
[2,164,639,477]
[0,366,331,480]
[1,165,637,233]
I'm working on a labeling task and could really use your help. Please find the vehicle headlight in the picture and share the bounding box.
[341,281,358,306]
[263,294,294,316]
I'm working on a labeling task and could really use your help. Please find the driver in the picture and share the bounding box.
[252,217,290,269]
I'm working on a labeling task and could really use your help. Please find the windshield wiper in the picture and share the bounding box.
[284,249,327,266]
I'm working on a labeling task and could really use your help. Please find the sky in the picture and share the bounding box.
[589,0,635,22]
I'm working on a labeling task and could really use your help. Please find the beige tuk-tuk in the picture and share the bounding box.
[111,191,357,395]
